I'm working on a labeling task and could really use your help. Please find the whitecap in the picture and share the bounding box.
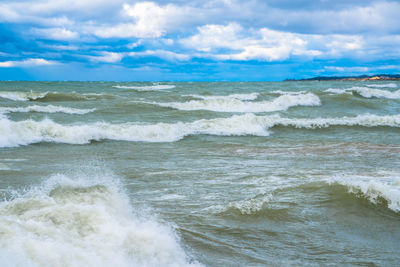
[1,113,399,147]
[113,85,176,91]
[0,91,48,101]
[0,105,95,115]
[366,83,398,88]
[184,93,259,101]
[328,173,400,212]
[0,172,201,267]
[146,93,321,113]
[324,87,400,99]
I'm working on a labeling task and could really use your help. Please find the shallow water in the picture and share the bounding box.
[0,81,399,266]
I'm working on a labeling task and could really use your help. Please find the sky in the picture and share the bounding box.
[0,0,400,81]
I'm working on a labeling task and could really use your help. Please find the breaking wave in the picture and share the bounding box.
[325,87,400,99]
[1,113,399,147]
[0,91,112,101]
[0,105,95,115]
[0,171,200,267]
[113,84,176,91]
[146,93,321,113]
[184,93,259,101]
[366,83,398,88]
[208,194,274,215]
[328,173,400,212]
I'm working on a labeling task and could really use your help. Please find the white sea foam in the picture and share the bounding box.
[1,113,399,147]
[147,93,321,113]
[0,172,201,267]
[324,88,350,95]
[350,87,400,99]
[0,105,95,115]
[184,93,259,101]
[0,91,48,101]
[113,85,176,91]
[328,173,400,212]
[209,194,273,215]
[324,87,400,99]
[0,91,111,101]
[366,83,398,88]
[271,90,308,95]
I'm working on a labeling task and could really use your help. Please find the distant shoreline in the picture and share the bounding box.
[285,74,400,81]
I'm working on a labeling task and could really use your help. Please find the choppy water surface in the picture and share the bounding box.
[0,81,399,266]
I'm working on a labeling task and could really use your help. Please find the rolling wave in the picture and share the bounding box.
[183,93,259,101]
[145,93,321,112]
[0,172,200,267]
[0,91,112,101]
[328,173,400,212]
[113,84,176,91]
[0,105,95,115]
[1,113,399,147]
[325,87,400,99]
[366,83,397,88]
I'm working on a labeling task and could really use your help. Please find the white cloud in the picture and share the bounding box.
[88,52,123,63]
[93,1,193,38]
[128,50,190,61]
[0,58,58,67]
[181,23,322,61]
[32,27,79,40]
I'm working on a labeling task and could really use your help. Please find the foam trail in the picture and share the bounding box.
[146,93,321,112]
[1,113,399,147]
[351,87,400,99]
[271,90,308,95]
[184,93,259,101]
[325,87,400,99]
[366,83,397,88]
[328,173,400,212]
[0,105,95,115]
[0,91,111,101]
[113,85,176,91]
[0,172,201,267]
[0,91,48,101]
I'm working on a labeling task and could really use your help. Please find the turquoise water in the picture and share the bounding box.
[0,81,399,266]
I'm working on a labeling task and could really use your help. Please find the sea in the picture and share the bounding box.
[0,81,399,266]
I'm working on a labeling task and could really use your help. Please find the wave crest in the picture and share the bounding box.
[113,84,176,91]
[0,91,112,101]
[1,113,399,147]
[0,105,95,115]
[147,93,321,113]
[0,172,200,267]
[325,87,400,99]
[328,173,400,212]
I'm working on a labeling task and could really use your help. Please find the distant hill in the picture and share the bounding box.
[285,74,400,81]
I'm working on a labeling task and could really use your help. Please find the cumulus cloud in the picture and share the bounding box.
[0,58,58,67]
[88,52,123,63]
[0,0,399,78]
[128,50,191,61]
[32,27,79,40]
[180,23,368,61]
[93,1,194,38]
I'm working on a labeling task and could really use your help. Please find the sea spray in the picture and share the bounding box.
[0,171,201,267]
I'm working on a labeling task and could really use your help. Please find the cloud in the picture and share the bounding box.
[93,1,194,38]
[88,52,123,63]
[0,58,58,67]
[181,23,322,61]
[128,50,190,61]
[32,27,79,40]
